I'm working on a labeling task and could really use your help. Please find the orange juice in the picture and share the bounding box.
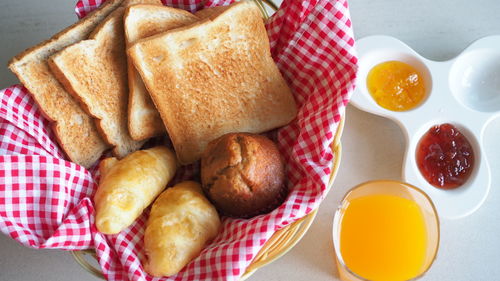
[339,194,427,281]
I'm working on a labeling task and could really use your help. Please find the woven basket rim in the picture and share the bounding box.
[240,117,344,279]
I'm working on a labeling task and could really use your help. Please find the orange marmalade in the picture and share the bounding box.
[367,61,426,111]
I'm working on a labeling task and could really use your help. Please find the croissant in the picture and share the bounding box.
[144,181,220,277]
[94,146,177,234]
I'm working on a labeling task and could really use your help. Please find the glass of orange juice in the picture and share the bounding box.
[332,180,439,281]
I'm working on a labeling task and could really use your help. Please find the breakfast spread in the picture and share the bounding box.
[201,132,286,218]
[416,123,474,189]
[94,146,177,234]
[144,181,220,277]
[7,0,297,277]
[367,60,426,111]
[4,0,499,279]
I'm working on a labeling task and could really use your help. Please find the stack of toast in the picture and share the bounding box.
[8,0,297,168]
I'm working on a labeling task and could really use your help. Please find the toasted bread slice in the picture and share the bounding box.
[128,1,297,164]
[7,0,125,168]
[49,8,144,158]
[124,4,198,141]
[194,6,230,19]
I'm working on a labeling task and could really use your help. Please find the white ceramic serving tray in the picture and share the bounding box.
[351,35,500,219]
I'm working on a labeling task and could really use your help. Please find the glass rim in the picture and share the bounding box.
[332,179,441,281]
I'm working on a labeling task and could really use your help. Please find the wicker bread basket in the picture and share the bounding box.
[72,0,345,279]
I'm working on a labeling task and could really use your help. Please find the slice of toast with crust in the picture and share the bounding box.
[124,4,199,141]
[7,0,125,168]
[49,8,144,158]
[128,1,297,164]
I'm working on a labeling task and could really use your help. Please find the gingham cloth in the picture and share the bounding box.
[0,0,357,280]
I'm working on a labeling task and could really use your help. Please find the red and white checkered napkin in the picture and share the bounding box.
[0,0,357,280]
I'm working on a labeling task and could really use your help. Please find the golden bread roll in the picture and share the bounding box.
[144,181,220,277]
[94,146,177,234]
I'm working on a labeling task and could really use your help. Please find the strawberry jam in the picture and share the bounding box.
[416,123,474,189]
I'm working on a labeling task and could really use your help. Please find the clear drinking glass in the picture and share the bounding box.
[332,180,440,281]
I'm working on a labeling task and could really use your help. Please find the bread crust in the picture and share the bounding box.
[194,6,230,19]
[48,8,144,158]
[7,0,124,167]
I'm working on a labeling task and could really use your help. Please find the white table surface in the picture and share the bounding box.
[1,0,499,280]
